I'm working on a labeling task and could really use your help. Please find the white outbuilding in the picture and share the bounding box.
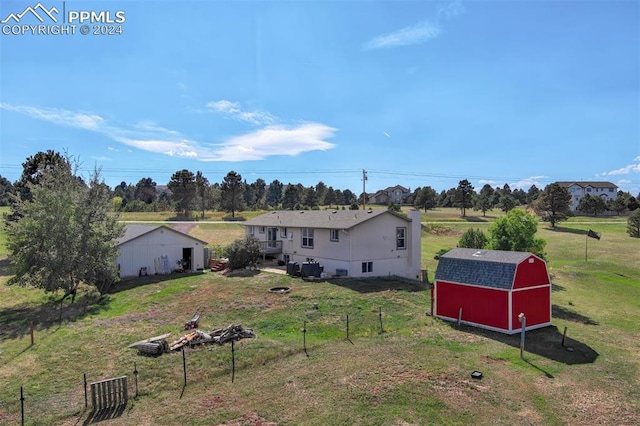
[116,225,208,278]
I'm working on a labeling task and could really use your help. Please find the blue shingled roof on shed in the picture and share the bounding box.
[434,248,531,290]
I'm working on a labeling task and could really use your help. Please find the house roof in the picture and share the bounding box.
[434,248,534,290]
[556,181,617,189]
[242,209,411,230]
[116,224,207,246]
[384,185,410,193]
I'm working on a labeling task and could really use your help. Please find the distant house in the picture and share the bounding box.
[368,185,412,205]
[116,225,207,277]
[242,209,422,279]
[556,181,618,211]
[434,248,551,334]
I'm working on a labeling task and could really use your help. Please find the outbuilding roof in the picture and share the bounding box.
[116,224,207,246]
[242,209,411,230]
[434,248,534,290]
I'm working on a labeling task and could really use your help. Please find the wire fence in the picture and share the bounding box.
[7,305,420,425]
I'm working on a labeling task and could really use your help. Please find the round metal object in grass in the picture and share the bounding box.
[268,286,291,294]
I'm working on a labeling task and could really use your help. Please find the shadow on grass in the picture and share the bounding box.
[326,277,427,293]
[0,293,110,342]
[0,257,12,275]
[552,305,599,325]
[551,283,566,292]
[545,226,589,236]
[82,403,126,425]
[462,216,488,223]
[454,323,599,365]
[109,272,205,294]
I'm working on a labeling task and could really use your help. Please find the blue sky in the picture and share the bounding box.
[1,0,639,195]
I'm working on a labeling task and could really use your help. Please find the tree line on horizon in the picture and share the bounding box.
[1,150,639,222]
[2,150,640,301]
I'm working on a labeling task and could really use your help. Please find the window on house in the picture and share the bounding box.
[302,228,314,248]
[609,188,614,192]
[586,188,592,192]
[248,226,255,236]
[280,227,288,238]
[259,226,265,233]
[396,227,406,250]
[330,229,339,242]
[361,261,373,273]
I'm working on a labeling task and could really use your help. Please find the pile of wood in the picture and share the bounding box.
[170,329,212,350]
[169,324,256,351]
[129,324,256,354]
[209,324,256,344]
[128,333,171,355]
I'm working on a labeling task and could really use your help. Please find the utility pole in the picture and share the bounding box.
[362,169,368,210]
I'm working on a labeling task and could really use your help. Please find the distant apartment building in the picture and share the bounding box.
[556,181,618,211]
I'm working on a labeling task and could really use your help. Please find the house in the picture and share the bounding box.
[433,248,551,334]
[116,225,208,277]
[556,181,618,211]
[242,209,422,279]
[368,185,412,205]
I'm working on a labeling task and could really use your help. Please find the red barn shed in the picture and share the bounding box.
[434,248,551,334]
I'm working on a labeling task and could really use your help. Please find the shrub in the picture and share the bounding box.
[628,208,640,238]
[225,237,260,270]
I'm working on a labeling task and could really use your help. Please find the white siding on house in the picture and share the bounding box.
[117,227,205,277]
[247,210,422,279]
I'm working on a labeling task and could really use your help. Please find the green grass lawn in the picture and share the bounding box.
[0,210,639,425]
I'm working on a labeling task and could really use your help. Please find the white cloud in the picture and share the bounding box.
[363,1,464,51]
[604,160,640,175]
[206,123,337,161]
[479,176,546,190]
[363,21,441,50]
[206,100,276,126]
[438,0,465,20]
[2,102,337,162]
[510,176,546,190]
[134,120,181,137]
[115,137,200,158]
[0,102,103,130]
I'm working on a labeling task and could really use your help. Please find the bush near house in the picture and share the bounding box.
[225,237,260,270]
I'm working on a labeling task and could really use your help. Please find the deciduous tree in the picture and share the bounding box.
[488,209,546,258]
[6,160,123,299]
